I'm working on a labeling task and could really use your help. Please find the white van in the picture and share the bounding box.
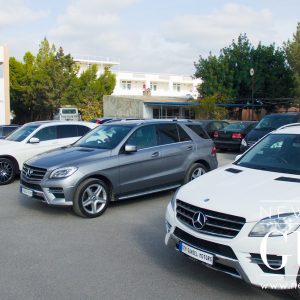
[54,107,81,121]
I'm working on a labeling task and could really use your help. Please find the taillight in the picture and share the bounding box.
[213,131,219,138]
[211,145,217,156]
[232,133,243,139]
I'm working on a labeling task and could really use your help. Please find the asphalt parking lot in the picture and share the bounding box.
[0,152,292,300]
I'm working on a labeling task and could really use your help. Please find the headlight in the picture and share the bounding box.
[50,167,78,179]
[249,213,300,237]
[241,139,247,147]
[170,188,180,210]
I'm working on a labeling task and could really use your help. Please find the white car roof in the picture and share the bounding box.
[24,121,98,129]
[273,123,300,134]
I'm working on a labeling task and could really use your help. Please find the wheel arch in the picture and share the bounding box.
[192,159,210,172]
[76,174,115,200]
[0,155,20,173]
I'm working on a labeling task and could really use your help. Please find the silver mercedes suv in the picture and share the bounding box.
[20,120,218,218]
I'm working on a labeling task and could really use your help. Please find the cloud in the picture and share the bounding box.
[47,1,294,75]
[162,3,277,57]
[0,0,48,29]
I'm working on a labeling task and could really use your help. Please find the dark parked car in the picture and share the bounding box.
[196,120,229,139]
[20,120,218,218]
[0,125,20,139]
[240,112,300,152]
[90,118,114,124]
[214,121,258,151]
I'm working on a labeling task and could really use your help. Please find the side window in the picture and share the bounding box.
[187,125,210,139]
[157,124,179,145]
[58,125,79,138]
[77,125,91,136]
[3,127,16,136]
[127,125,158,150]
[33,126,57,141]
[0,128,3,136]
[177,125,192,142]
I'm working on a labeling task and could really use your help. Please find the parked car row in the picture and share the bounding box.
[2,114,300,296]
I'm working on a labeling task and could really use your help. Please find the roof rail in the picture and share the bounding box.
[277,123,300,130]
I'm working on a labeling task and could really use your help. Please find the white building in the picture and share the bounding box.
[74,56,201,99]
[0,46,10,125]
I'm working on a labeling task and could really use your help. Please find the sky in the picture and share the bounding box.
[0,0,299,75]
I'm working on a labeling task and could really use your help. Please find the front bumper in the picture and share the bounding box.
[20,175,77,207]
[165,202,299,289]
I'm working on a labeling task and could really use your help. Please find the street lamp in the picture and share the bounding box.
[250,68,255,120]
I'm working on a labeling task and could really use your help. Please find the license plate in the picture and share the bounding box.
[21,187,33,197]
[179,241,214,265]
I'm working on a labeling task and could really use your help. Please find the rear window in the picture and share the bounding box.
[256,115,298,130]
[222,122,250,131]
[187,125,210,139]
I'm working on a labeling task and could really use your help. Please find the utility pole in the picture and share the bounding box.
[250,68,255,121]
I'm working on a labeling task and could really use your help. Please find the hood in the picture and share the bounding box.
[177,164,300,222]
[245,128,271,142]
[0,139,19,150]
[26,146,111,169]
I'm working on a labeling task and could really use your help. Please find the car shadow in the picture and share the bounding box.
[132,213,292,299]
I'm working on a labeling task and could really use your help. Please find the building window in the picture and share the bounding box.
[173,83,181,92]
[121,80,131,90]
[150,82,157,91]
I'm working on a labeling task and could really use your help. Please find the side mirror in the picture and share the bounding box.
[234,154,242,162]
[29,137,40,144]
[125,144,137,153]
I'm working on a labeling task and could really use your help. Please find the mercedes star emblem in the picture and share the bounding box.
[192,211,207,230]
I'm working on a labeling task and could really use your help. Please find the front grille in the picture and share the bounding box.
[20,179,42,191]
[22,164,47,181]
[176,200,246,239]
[174,227,237,260]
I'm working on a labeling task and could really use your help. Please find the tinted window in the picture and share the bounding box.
[256,115,298,130]
[177,125,191,142]
[210,122,225,131]
[187,125,210,139]
[6,124,40,142]
[58,125,78,138]
[127,125,158,150]
[3,127,17,136]
[33,126,57,141]
[77,125,90,136]
[0,128,3,136]
[222,122,250,131]
[157,124,179,145]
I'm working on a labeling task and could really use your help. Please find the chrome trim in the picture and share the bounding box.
[118,184,180,200]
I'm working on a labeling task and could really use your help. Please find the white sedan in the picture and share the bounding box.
[0,121,97,185]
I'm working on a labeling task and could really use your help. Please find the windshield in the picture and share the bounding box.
[74,124,133,149]
[236,133,300,175]
[6,124,40,142]
[222,122,250,131]
[62,108,77,114]
[255,115,297,130]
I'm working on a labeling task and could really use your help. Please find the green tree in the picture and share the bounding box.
[76,65,116,120]
[10,38,116,123]
[195,34,294,101]
[285,22,300,99]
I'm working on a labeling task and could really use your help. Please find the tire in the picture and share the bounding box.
[0,158,16,185]
[184,163,207,184]
[73,178,110,218]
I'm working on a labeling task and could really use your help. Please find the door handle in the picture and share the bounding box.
[186,145,193,151]
[151,152,160,157]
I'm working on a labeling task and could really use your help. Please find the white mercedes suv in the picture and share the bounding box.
[0,121,97,185]
[165,123,300,296]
